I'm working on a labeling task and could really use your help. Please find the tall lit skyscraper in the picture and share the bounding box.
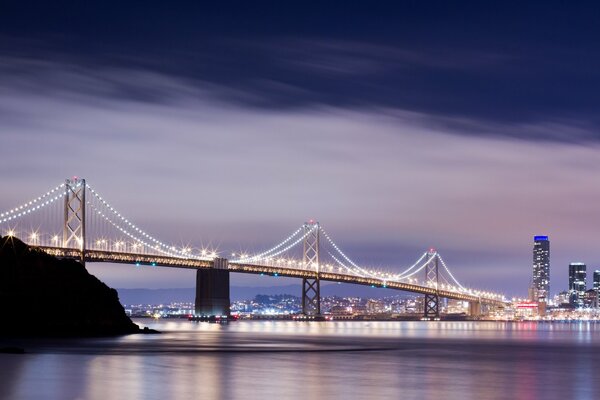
[594,270,600,292]
[568,262,586,308]
[532,236,550,302]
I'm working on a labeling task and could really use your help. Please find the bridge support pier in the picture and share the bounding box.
[302,277,321,316]
[423,293,440,320]
[468,301,482,317]
[195,258,230,317]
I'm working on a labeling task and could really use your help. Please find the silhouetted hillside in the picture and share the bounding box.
[0,236,145,336]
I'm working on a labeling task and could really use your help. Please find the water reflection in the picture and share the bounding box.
[1,320,600,399]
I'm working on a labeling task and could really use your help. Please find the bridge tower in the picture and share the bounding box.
[423,249,440,320]
[63,177,86,263]
[302,221,321,316]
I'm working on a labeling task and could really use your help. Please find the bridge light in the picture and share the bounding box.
[7,230,14,237]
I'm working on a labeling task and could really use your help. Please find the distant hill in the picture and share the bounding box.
[117,283,410,305]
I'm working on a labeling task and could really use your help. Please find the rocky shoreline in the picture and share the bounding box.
[0,236,159,337]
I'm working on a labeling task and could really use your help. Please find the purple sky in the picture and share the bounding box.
[2,2,600,297]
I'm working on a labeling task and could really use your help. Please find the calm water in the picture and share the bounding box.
[1,320,599,400]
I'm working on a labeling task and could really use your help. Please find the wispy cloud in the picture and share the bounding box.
[1,59,600,293]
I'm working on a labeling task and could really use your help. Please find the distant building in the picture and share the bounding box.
[555,291,571,307]
[528,285,540,302]
[584,289,598,309]
[366,299,386,314]
[329,305,352,316]
[447,299,469,314]
[351,305,368,315]
[568,262,587,308]
[594,270,600,292]
[533,236,550,302]
[514,301,539,319]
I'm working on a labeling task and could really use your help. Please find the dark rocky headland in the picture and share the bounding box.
[0,236,155,337]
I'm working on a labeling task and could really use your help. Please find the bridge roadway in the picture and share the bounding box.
[39,246,505,307]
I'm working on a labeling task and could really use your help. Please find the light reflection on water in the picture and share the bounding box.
[1,320,599,400]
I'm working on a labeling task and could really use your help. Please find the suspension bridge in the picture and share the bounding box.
[0,177,507,319]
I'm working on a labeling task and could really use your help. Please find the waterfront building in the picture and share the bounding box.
[594,270,600,292]
[584,289,598,308]
[366,299,386,314]
[532,236,550,302]
[568,262,587,308]
[555,291,570,307]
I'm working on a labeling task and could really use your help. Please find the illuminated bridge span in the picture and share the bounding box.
[1,178,507,319]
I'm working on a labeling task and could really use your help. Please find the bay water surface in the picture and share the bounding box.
[1,320,599,399]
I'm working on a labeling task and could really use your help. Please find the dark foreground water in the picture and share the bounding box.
[1,320,600,400]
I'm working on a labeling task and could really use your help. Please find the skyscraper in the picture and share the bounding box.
[532,236,550,303]
[568,262,586,308]
[594,270,600,292]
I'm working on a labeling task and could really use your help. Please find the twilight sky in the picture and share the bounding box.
[2,1,600,296]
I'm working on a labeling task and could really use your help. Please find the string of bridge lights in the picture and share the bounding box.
[233,228,313,263]
[393,252,429,279]
[234,226,305,262]
[87,201,215,259]
[0,183,66,224]
[393,253,438,280]
[86,184,205,260]
[437,253,467,291]
[237,224,476,292]
[318,226,375,277]
[325,250,369,278]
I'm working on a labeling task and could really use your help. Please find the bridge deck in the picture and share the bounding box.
[39,246,505,306]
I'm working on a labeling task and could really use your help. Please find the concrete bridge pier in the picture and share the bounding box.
[195,258,230,317]
[468,300,482,317]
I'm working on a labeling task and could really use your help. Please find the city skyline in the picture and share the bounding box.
[3,2,600,297]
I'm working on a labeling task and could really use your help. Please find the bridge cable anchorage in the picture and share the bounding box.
[0,183,66,225]
[232,226,305,263]
[86,184,205,260]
